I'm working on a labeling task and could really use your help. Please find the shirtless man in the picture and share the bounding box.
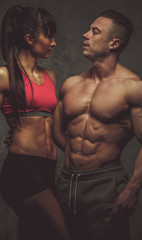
[53,9,142,240]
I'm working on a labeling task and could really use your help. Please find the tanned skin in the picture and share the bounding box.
[0,32,57,159]
[53,17,142,214]
[0,31,70,240]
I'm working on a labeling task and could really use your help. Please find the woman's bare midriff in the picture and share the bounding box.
[7,115,57,159]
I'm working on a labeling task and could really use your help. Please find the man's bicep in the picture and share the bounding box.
[53,101,65,137]
[53,101,68,151]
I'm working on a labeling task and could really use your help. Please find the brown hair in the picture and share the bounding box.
[99,9,133,53]
[1,5,56,112]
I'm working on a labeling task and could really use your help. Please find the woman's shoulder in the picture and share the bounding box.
[0,66,9,91]
[41,67,56,87]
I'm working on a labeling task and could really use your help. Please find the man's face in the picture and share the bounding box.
[83,17,113,61]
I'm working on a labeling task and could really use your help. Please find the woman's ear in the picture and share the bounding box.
[24,34,33,46]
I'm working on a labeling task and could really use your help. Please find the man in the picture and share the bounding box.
[53,9,142,240]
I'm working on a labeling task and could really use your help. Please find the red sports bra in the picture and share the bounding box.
[1,70,57,118]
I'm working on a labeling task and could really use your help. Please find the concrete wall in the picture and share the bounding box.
[0,0,142,239]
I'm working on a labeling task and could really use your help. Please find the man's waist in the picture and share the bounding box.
[61,161,126,181]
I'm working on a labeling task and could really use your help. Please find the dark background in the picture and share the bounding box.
[0,0,142,239]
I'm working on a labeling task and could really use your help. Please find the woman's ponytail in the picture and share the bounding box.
[1,5,26,113]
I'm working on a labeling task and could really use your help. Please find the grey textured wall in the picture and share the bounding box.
[0,0,142,239]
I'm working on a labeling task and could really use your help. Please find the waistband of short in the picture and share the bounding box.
[6,152,57,163]
[61,162,126,181]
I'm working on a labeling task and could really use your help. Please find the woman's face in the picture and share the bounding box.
[31,31,56,59]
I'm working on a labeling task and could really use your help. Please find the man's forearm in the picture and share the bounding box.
[53,130,68,152]
[112,148,142,213]
[125,147,142,192]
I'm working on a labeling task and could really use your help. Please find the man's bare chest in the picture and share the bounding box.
[63,80,129,122]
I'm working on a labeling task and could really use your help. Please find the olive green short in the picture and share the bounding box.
[56,163,131,240]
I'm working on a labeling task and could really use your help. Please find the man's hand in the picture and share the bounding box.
[112,188,138,215]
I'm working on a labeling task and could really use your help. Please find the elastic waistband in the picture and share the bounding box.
[6,152,57,163]
[4,111,52,119]
[61,162,125,181]
[17,111,52,117]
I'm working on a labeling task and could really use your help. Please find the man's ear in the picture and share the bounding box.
[24,34,33,46]
[109,39,120,50]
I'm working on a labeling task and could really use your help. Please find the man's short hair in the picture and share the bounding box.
[99,9,133,53]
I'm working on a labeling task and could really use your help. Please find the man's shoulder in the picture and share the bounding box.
[123,76,142,106]
[60,74,83,97]
[61,70,90,89]
[121,67,141,86]
[63,74,83,86]
[119,64,141,81]
[120,76,141,87]
[114,64,141,90]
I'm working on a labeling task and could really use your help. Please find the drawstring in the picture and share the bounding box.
[74,174,81,216]
[68,172,81,216]
[68,174,73,211]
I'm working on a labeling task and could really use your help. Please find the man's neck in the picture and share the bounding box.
[92,54,120,81]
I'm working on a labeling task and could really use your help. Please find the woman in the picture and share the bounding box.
[0,5,70,240]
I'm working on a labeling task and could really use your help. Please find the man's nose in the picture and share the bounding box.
[83,30,90,39]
